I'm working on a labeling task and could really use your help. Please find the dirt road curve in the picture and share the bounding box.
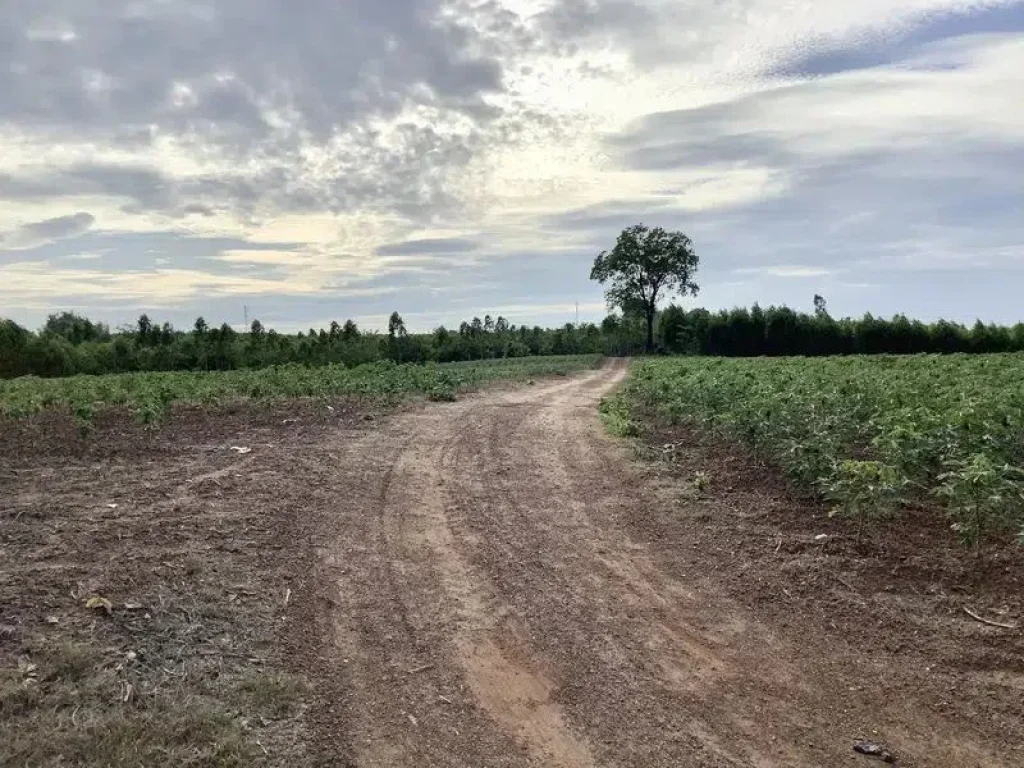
[302,361,1013,767]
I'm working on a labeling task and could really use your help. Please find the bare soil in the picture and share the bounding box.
[3,362,1022,766]
[1,397,382,766]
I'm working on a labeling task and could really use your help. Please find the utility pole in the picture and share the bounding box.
[243,305,248,329]
[575,301,579,327]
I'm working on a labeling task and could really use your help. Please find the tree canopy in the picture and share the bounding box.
[2,303,1023,380]
[591,224,699,351]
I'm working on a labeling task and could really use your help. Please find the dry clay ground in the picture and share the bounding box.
[2,360,1022,767]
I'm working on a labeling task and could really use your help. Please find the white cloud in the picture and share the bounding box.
[0,259,400,310]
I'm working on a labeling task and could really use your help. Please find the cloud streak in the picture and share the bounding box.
[376,237,480,256]
[0,212,95,251]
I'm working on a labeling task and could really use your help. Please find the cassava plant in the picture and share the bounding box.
[822,460,906,542]
[935,453,1024,555]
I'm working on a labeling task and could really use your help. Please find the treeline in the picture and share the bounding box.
[0,311,632,379]
[656,303,1024,356]
[2,303,1022,379]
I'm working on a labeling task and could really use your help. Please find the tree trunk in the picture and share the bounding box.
[645,309,655,353]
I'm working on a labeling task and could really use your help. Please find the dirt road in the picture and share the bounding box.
[4,362,1018,766]
[298,361,1018,767]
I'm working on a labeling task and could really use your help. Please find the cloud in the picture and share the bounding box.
[0,212,95,250]
[0,1,506,139]
[541,198,686,235]
[0,258,398,309]
[213,249,322,267]
[735,265,833,278]
[0,162,294,221]
[0,1,1022,330]
[611,34,1024,172]
[0,0,571,238]
[771,2,1024,76]
[375,237,480,256]
[179,203,216,217]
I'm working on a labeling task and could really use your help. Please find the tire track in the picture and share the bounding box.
[309,362,1017,768]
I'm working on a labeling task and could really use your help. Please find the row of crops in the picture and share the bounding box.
[0,355,602,424]
[617,354,1024,549]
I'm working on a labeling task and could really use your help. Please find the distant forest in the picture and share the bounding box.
[2,302,1023,379]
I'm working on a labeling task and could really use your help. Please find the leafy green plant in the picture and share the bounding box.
[935,454,1024,553]
[599,395,642,437]
[426,384,458,402]
[72,400,94,437]
[616,353,1024,549]
[822,460,906,541]
[0,355,602,423]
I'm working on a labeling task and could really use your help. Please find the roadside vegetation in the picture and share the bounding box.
[614,354,1024,551]
[0,355,601,424]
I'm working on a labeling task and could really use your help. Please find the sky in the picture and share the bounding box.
[1,0,1022,333]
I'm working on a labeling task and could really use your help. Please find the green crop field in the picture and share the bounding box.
[0,354,602,424]
[615,354,1024,548]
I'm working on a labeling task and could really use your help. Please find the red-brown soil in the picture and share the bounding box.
[3,362,1021,766]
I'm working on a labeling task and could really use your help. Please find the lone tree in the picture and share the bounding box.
[590,224,699,352]
[813,294,828,318]
[387,311,408,362]
[387,311,406,339]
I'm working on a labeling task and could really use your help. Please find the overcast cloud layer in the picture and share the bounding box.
[1,0,1022,331]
